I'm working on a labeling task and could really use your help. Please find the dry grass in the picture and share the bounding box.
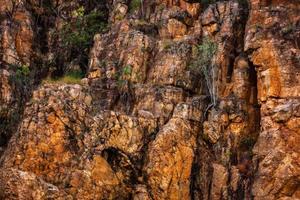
[42,71,83,85]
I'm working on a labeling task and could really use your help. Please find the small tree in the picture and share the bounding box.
[55,6,107,76]
[190,37,218,107]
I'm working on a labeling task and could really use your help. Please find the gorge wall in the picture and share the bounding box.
[0,0,299,199]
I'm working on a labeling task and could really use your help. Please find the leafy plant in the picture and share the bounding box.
[8,64,30,84]
[16,64,30,77]
[129,0,143,13]
[189,37,218,107]
[123,65,133,76]
[72,6,85,18]
[58,7,107,73]
[8,63,31,88]
[116,65,133,87]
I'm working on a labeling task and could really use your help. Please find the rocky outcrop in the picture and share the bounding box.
[0,0,108,156]
[144,97,207,199]
[1,84,139,199]
[0,0,299,199]
[0,168,69,199]
[245,0,300,199]
[0,0,36,154]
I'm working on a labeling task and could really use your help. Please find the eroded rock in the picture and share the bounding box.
[0,0,299,199]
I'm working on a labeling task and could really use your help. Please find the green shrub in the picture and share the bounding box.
[8,64,30,84]
[123,65,133,76]
[59,7,107,72]
[116,65,133,87]
[189,37,218,106]
[129,0,142,13]
[61,9,107,49]
[16,64,30,78]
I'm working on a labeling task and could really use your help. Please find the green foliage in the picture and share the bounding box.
[196,38,217,67]
[59,7,107,70]
[9,64,30,84]
[189,37,218,106]
[72,6,85,17]
[123,65,133,76]
[61,10,107,49]
[116,65,133,87]
[129,0,141,13]
[43,70,84,85]
[16,64,30,78]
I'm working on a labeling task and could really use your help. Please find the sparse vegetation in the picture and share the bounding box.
[129,0,142,13]
[117,65,133,87]
[16,64,30,79]
[123,65,133,76]
[162,39,173,50]
[43,70,84,85]
[8,63,31,84]
[189,37,218,107]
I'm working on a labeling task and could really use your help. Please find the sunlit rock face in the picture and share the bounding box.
[0,0,108,156]
[0,0,299,199]
[244,0,300,199]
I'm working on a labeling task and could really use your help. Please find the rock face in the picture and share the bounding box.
[0,0,299,199]
[245,0,300,199]
[0,0,108,154]
[0,0,35,154]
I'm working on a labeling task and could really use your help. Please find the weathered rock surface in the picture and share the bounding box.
[0,0,36,154]
[245,0,300,199]
[0,168,69,200]
[0,0,299,199]
[144,97,207,199]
